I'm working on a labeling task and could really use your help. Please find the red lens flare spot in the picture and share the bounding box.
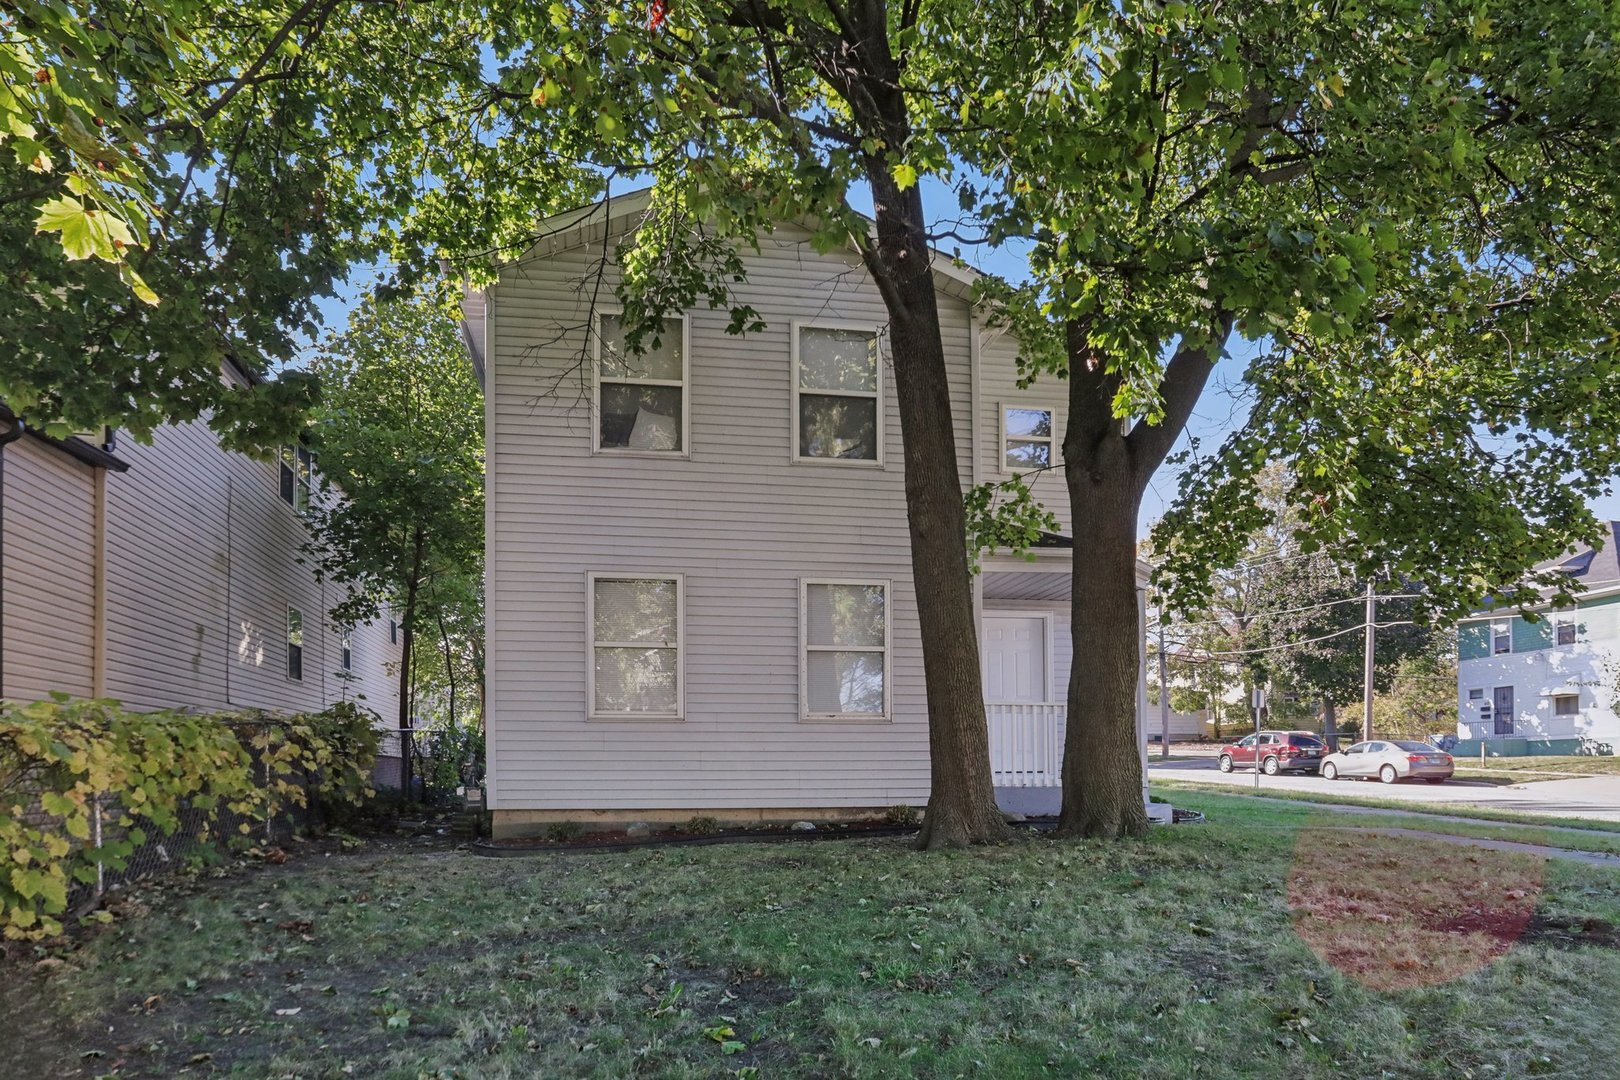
[1287,825,1545,991]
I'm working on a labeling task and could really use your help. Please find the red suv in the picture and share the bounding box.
[1218,731,1327,775]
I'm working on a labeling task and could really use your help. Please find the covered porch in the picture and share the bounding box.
[976,544,1152,815]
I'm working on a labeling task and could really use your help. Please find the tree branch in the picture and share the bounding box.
[1125,309,1236,484]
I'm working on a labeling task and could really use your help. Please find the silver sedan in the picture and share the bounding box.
[1319,740,1455,784]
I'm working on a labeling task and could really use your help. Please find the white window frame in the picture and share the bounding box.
[1552,612,1577,646]
[999,404,1056,475]
[1551,692,1581,717]
[586,571,685,720]
[591,308,691,458]
[286,605,304,682]
[799,578,892,722]
[1491,620,1512,655]
[281,445,313,513]
[339,629,353,673]
[791,320,884,467]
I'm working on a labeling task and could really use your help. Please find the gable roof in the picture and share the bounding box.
[1536,520,1620,592]
[499,188,985,304]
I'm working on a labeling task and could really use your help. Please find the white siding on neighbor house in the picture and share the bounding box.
[2,412,399,723]
[2,438,97,700]
[486,219,1075,812]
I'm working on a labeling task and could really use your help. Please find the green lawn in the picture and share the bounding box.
[1161,787,1620,857]
[8,813,1620,1079]
[1154,775,1620,835]
[1451,753,1620,782]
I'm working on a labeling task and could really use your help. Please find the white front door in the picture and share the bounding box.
[982,615,1049,702]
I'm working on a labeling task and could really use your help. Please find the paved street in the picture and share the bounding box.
[1148,755,1620,822]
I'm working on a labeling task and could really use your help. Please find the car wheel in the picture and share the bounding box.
[1380,764,1398,784]
[1218,754,1233,773]
[1262,756,1281,776]
[1425,778,1446,785]
[1322,763,1338,781]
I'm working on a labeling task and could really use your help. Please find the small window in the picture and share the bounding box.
[388,619,398,644]
[1491,621,1512,655]
[1554,615,1576,646]
[1553,694,1580,716]
[794,324,881,463]
[801,581,889,718]
[595,312,686,453]
[280,445,313,511]
[1467,688,1484,701]
[1003,407,1054,472]
[589,574,682,717]
[340,631,353,673]
[286,607,304,681]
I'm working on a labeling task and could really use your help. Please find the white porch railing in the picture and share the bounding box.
[987,702,1065,787]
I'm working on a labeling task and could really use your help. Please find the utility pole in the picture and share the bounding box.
[1157,599,1171,760]
[1362,579,1377,743]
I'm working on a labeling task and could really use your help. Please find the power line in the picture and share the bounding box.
[1158,620,1418,660]
[1150,593,1422,632]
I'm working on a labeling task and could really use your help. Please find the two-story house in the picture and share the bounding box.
[468,193,1149,837]
[1455,521,1620,751]
[0,362,401,770]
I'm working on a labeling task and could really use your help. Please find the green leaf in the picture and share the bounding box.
[891,163,918,191]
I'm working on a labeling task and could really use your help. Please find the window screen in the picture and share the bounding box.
[592,576,681,715]
[1004,407,1054,471]
[598,314,684,451]
[803,582,887,715]
[797,327,879,461]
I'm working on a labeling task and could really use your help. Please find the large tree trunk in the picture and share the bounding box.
[864,169,1008,849]
[1322,695,1339,751]
[397,526,425,800]
[1058,429,1149,838]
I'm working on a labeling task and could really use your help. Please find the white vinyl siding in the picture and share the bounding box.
[801,580,890,720]
[594,312,688,455]
[588,573,683,719]
[485,222,959,810]
[1,439,97,700]
[1,406,399,723]
[792,321,883,465]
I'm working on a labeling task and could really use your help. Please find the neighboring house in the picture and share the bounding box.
[1456,521,1620,749]
[0,365,400,747]
[466,193,1151,837]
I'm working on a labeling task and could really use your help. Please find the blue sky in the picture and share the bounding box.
[312,174,1619,537]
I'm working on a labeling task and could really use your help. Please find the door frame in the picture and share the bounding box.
[980,610,1056,704]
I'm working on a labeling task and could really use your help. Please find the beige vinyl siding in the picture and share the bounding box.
[2,439,96,700]
[4,411,399,722]
[978,331,1073,535]
[487,224,999,810]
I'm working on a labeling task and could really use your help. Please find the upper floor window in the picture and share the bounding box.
[589,574,683,718]
[1553,614,1577,646]
[801,580,889,719]
[1003,407,1054,472]
[595,312,686,453]
[793,323,881,464]
[1491,620,1511,655]
[280,445,313,512]
[340,630,353,673]
[287,607,304,681]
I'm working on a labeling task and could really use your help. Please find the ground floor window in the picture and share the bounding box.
[1553,693,1580,716]
[287,607,304,681]
[801,580,889,719]
[589,574,683,718]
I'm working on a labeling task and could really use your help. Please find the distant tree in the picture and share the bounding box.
[303,292,484,788]
[1371,640,1459,741]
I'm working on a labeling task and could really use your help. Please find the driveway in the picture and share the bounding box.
[1148,756,1620,822]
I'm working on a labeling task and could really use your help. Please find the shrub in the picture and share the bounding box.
[0,696,381,940]
[546,821,584,842]
[684,815,721,836]
[883,804,920,827]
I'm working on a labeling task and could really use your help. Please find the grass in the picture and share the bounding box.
[1161,788,1620,857]
[6,816,1620,1079]
[1466,754,1620,775]
[1153,776,1620,835]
